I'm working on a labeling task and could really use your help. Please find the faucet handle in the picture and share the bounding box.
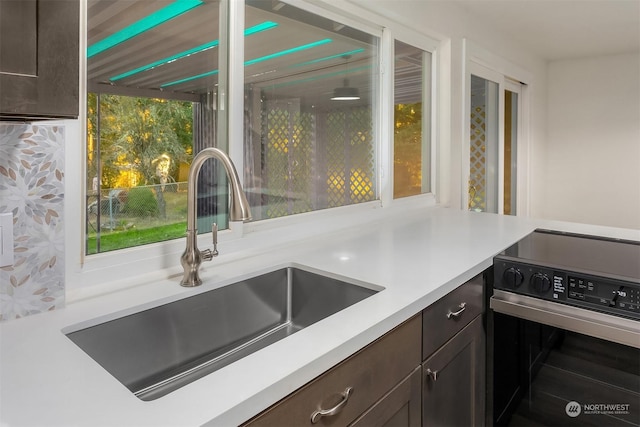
[198,223,219,263]
[201,248,213,262]
[211,223,219,257]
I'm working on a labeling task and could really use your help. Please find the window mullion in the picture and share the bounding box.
[379,28,394,207]
[226,0,245,183]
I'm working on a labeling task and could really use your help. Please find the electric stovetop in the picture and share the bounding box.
[498,229,640,283]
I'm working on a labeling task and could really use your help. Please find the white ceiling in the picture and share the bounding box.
[455,0,640,61]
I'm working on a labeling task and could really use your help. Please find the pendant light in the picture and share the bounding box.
[331,55,360,101]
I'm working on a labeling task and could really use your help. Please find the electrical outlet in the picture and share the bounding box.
[0,212,14,268]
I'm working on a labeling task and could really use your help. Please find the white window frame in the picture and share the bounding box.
[467,62,503,213]
[503,78,523,215]
[337,0,443,206]
[65,0,441,298]
[462,39,532,216]
[386,31,438,205]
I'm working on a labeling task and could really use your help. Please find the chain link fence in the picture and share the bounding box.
[87,182,188,233]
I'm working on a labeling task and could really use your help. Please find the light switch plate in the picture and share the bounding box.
[0,212,14,268]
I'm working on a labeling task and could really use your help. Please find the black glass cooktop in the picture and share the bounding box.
[499,229,640,282]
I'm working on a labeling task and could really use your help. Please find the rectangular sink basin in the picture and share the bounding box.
[64,265,380,401]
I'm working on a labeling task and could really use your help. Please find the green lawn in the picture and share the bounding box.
[87,221,187,254]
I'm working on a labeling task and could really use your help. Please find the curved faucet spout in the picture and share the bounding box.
[180,147,252,287]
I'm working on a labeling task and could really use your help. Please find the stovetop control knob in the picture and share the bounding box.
[503,267,524,288]
[531,272,551,294]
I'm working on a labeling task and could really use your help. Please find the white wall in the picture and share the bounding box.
[544,53,640,229]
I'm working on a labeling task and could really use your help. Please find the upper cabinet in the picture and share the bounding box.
[0,0,79,121]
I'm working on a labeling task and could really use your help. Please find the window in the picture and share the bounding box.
[243,1,379,220]
[86,94,193,254]
[86,0,223,254]
[393,40,431,199]
[83,1,435,258]
[469,74,499,213]
[465,58,525,215]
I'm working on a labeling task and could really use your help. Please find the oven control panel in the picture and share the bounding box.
[494,260,640,320]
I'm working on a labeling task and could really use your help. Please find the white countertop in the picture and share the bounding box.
[1,206,638,426]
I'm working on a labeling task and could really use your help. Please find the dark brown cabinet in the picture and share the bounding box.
[0,0,79,120]
[242,315,422,427]
[421,273,486,427]
[422,317,485,427]
[351,367,422,427]
[243,272,488,427]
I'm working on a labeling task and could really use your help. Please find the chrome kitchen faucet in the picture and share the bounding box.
[180,148,252,287]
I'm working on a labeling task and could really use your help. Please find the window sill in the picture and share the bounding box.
[66,194,437,303]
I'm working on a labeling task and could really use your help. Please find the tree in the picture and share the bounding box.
[87,94,193,187]
[394,102,423,197]
[99,96,192,185]
[87,94,193,218]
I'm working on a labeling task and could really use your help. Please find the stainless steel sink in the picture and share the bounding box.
[64,265,380,401]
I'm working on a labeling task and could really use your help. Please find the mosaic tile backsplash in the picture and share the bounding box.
[0,124,65,321]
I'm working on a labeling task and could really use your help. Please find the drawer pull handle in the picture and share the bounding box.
[426,368,439,381]
[447,302,466,319]
[310,387,353,424]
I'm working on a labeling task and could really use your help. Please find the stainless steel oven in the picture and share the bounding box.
[489,229,640,426]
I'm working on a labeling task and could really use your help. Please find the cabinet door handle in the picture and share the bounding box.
[425,368,439,381]
[446,302,466,319]
[310,387,353,424]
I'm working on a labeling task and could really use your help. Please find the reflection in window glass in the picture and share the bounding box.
[469,74,499,213]
[243,1,379,220]
[85,0,222,254]
[504,90,518,215]
[393,40,431,199]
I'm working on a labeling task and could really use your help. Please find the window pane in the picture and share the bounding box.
[469,74,499,213]
[504,90,518,215]
[393,40,431,199]
[243,1,379,220]
[86,0,221,254]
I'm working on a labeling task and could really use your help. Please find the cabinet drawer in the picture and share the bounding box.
[243,314,422,427]
[422,273,484,360]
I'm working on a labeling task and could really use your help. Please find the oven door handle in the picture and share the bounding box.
[490,290,640,349]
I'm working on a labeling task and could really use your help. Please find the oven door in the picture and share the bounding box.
[490,290,640,426]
